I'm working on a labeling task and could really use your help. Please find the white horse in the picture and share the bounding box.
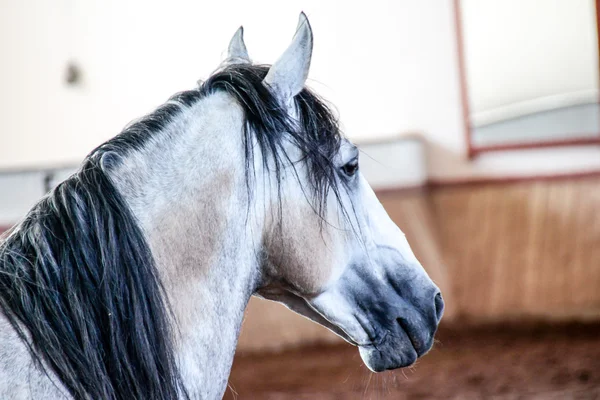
[0,13,443,399]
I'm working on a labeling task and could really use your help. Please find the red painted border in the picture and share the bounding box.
[454,0,600,158]
[375,185,429,197]
[597,0,600,105]
[427,169,600,189]
[472,136,600,154]
[373,169,600,196]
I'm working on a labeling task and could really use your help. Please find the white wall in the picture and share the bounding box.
[2,0,600,184]
[0,0,466,170]
[461,0,599,126]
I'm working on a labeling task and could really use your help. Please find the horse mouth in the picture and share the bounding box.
[356,318,437,372]
[358,332,419,372]
[396,317,432,357]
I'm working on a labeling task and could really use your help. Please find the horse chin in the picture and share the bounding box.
[358,334,419,372]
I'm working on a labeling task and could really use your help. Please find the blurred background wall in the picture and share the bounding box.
[0,0,463,170]
[2,0,600,354]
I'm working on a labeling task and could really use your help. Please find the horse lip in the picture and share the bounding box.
[396,318,421,355]
[357,330,419,372]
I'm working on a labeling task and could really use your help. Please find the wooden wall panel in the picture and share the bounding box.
[432,178,600,320]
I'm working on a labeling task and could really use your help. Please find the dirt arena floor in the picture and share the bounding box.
[224,323,600,399]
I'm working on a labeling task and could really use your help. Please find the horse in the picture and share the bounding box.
[0,13,444,399]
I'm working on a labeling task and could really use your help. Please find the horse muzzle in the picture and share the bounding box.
[333,255,445,372]
[358,288,444,371]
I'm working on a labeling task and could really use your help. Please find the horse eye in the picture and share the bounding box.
[341,159,359,177]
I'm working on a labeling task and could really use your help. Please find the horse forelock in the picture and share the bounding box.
[0,160,188,399]
[199,63,348,226]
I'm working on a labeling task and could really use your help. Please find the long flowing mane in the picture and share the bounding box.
[0,63,343,399]
[0,161,186,399]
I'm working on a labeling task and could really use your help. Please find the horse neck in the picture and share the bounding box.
[108,91,263,398]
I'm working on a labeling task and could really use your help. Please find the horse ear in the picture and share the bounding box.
[263,12,313,102]
[226,26,250,64]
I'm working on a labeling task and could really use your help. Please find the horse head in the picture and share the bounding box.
[232,13,445,371]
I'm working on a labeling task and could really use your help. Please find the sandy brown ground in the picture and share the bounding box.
[224,323,600,399]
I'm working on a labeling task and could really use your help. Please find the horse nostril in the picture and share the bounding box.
[434,292,444,322]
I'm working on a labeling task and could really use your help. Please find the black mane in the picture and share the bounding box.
[0,162,185,399]
[0,63,343,399]
[199,64,344,220]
